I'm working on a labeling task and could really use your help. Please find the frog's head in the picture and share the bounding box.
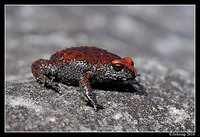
[110,57,136,80]
[96,57,137,82]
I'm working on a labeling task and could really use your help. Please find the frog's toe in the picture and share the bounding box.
[56,89,63,94]
[93,103,104,111]
[51,82,62,94]
[96,104,104,109]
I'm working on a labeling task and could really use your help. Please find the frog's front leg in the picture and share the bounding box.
[31,59,62,94]
[79,71,104,110]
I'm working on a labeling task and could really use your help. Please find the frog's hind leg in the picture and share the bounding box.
[31,59,62,94]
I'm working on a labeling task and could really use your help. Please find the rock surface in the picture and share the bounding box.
[5,6,195,132]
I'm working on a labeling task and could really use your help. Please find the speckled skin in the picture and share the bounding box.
[31,46,145,110]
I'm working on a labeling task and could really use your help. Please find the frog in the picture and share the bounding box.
[31,46,147,110]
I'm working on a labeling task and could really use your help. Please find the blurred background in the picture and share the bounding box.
[6,5,194,81]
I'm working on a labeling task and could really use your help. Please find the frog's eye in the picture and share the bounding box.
[112,63,124,71]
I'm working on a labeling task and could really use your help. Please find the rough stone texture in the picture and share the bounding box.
[5,6,195,132]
